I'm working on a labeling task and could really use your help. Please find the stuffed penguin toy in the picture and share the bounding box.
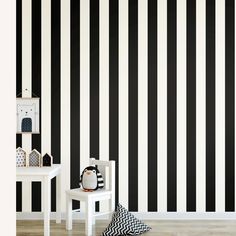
[80,166,104,192]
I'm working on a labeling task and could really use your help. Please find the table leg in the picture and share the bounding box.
[43,177,51,236]
[41,182,44,212]
[56,173,61,223]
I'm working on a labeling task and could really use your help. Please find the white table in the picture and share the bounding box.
[16,164,61,236]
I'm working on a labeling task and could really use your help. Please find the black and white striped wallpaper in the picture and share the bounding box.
[16,0,235,213]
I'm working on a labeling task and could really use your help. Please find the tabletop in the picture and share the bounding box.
[16,164,61,176]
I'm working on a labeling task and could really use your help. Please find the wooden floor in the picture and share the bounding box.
[17,220,236,236]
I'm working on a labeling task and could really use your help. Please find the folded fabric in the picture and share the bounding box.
[102,203,151,235]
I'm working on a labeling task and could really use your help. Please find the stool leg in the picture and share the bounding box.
[85,199,93,236]
[92,202,95,225]
[66,195,72,230]
[109,197,115,221]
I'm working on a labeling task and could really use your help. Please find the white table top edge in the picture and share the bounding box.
[16,164,61,177]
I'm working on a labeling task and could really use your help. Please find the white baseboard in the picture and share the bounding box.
[16,212,236,220]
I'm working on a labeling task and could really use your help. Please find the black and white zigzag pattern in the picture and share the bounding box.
[102,203,151,236]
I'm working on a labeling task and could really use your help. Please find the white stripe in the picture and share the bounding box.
[196,0,206,212]
[22,0,32,213]
[80,0,90,212]
[119,0,129,209]
[61,0,70,212]
[177,0,187,212]
[157,0,167,212]
[80,0,90,173]
[42,0,51,155]
[138,0,148,212]
[41,0,51,211]
[215,0,225,212]
[99,0,109,212]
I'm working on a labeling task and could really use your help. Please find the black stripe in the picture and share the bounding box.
[16,182,22,212]
[187,0,196,212]
[206,0,215,212]
[225,0,235,212]
[90,0,99,211]
[167,0,177,212]
[16,0,22,212]
[128,0,138,211]
[32,0,41,212]
[51,0,61,212]
[90,0,99,160]
[71,0,80,210]
[16,136,22,151]
[109,0,119,207]
[148,0,157,212]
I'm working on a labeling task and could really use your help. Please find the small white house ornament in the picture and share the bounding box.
[16,147,26,167]
[16,98,40,133]
[29,149,41,167]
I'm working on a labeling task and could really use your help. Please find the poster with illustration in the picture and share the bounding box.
[16,98,40,133]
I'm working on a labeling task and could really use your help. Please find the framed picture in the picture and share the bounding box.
[16,98,40,134]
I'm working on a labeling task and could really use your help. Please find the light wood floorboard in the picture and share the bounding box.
[16,220,236,236]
